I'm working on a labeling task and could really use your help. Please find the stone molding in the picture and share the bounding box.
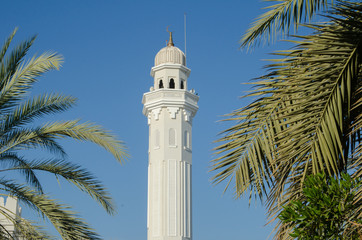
[167,107,180,119]
[142,89,199,119]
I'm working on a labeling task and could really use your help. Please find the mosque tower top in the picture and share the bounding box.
[154,30,186,67]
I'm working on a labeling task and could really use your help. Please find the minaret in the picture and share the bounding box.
[142,31,199,240]
[0,197,22,239]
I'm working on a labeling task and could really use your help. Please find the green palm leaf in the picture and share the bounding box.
[241,0,330,49]
[0,153,42,192]
[0,29,128,238]
[0,181,101,239]
[0,205,53,239]
[214,1,362,238]
[0,52,63,112]
[0,28,17,62]
[1,93,77,133]
[0,120,128,163]
[8,159,115,214]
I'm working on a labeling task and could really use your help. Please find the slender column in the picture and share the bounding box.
[143,37,198,240]
[144,87,198,240]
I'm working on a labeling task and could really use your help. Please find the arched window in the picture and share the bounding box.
[181,80,184,89]
[159,80,164,89]
[155,129,160,148]
[169,128,176,146]
[169,78,175,89]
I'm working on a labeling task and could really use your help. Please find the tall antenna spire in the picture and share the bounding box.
[184,13,187,58]
[166,26,174,46]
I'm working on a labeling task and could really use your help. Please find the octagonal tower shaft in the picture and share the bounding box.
[143,45,198,240]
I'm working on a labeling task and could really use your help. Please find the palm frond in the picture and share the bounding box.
[241,0,330,49]
[0,33,36,106]
[9,159,115,214]
[0,181,101,239]
[213,1,362,238]
[0,29,129,239]
[0,127,67,156]
[0,93,77,134]
[0,51,63,112]
[0,204,53,239]
[0,28,17,62]
[32,120,128,163]
[212,95,281,200]
[0,153,42,193]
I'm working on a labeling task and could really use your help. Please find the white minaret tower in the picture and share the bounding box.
[142,31,199,240]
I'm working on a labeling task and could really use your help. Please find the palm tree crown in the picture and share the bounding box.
[212,1,362,238]
[0,29,128,239]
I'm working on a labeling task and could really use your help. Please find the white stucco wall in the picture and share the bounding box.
[143,57,198,240]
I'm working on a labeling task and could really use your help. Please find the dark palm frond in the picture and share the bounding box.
[0,153,42,193]
[241,0,330,49]
[0,208,15,240]
[349,84,362,223]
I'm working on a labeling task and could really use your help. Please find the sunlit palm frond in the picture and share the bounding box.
[0,51,63,112]
[0,181,101,240]
[0,120,127,164]
[0,93,77,134]
[212,93,282,200]
[0,29,129,238]
[0,28,17,63]
[8,159,115,214]
[0,32,36,90]
[214,1,362,238]
[32,120,128,163]
[0,205,53,239]
[241,0,330,49]
[0,127,67,156]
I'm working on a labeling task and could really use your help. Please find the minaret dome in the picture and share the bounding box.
[155,45,186,66]
[154,45,186,66]
[154,31,186,66]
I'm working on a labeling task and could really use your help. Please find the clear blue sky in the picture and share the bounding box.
[1,1,289,239]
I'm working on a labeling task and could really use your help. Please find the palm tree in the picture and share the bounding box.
[240,0,331,49]
[212,1,362,238]
[0,29,128,239]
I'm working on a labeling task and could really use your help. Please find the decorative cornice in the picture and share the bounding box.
[142,89,199,118]
[183,109,192,122]
[167,107,180,119]
[143,89,199,105]
[151,63,191,78]
[152,108,162,120]
[147,113,151,125]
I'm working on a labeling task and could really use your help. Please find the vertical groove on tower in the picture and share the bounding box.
[186,163,191,238]
[168,159,177,236]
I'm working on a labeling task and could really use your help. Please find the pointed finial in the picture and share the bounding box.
[166,26,174,47]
